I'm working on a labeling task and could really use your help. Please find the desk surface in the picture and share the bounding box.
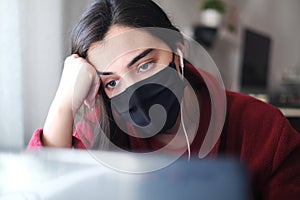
[246,94,300,118]
[279,108,300,118]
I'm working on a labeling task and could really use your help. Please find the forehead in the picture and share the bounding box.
[87,26,171,71]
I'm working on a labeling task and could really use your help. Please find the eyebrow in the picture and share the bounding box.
[97,71,114,76]
[127,48,154,68]
[97,48,154,76]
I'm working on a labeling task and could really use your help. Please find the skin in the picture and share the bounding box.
[42,25,185,148]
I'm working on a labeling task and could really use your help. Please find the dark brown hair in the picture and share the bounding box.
[71,0,183,58]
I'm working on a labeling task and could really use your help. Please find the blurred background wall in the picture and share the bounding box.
[156,0,300,92]
[0,0,23,149]
[20,0,93,145]
[0,0,299,149]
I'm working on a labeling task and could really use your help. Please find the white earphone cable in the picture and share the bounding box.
[181,102,191,161]
[177,49,191,161]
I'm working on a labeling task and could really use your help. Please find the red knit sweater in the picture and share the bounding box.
[28,64,300,200]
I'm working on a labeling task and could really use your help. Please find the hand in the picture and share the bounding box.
[42,54,100,147]
[55,54,100,115]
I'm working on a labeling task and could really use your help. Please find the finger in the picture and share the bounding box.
[72,63,94,116]
[84,66,101,109]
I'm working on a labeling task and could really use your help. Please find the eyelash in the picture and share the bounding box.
[105,61,154,90]
[105,80,120,89]
[138,61,154,72]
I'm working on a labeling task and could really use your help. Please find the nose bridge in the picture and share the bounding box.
[122,72,136,88]
[111,71,136,97]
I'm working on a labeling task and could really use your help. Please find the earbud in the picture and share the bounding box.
[177,48,184,79]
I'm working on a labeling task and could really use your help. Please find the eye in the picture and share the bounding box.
[105,80,120,89]
[138,62,153,72]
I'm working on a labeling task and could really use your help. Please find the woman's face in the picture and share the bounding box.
[87,25,179,98]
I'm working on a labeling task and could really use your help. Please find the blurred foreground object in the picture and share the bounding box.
[0,149,249,200]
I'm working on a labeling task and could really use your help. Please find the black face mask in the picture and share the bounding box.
[101,54,185,138]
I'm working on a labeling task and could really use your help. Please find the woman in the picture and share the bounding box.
[28,0,300,199]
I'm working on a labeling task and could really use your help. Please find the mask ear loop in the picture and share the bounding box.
[177,48,191,161]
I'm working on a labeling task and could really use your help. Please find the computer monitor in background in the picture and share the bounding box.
[240,28,272,94]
